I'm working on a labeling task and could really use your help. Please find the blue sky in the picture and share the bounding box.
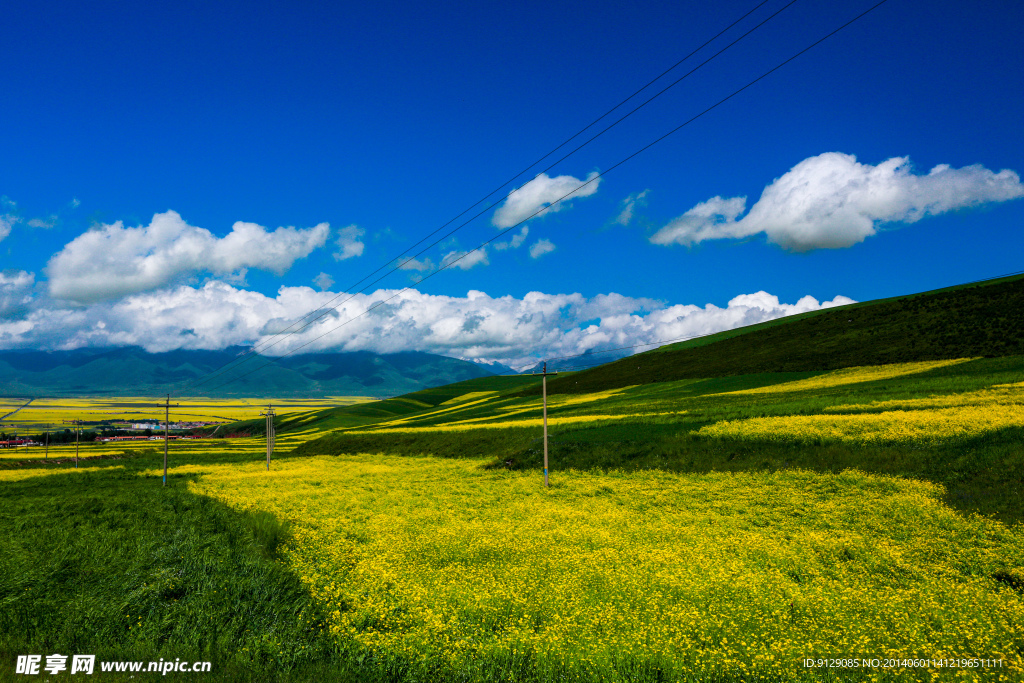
[2,0,1022,370]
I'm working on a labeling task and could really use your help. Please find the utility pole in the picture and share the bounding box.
[539,362,558,488]
[64,420,81,468]
[163,394,170,486]
[260,404,276,470]
[44,424,49,459]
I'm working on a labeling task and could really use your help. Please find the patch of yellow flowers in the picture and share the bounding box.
[700,373,1024,446]
[184,455,1024,681]
[698,405,1024,445]
[824,381,1024,413]
[714,358,973,396]
[2,396,370,430]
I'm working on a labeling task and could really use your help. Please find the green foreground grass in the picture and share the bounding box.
[0,461,331,682]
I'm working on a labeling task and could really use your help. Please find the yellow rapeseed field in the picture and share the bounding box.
[0,425,327,460]
[825,381,1024,413]
[697,405,1024,445]
[1,396,371,430]
[714,358,973,396]
[183,455,1024,681]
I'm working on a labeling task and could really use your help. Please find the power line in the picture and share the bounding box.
[189,0,893,396]
[177,0,797,396]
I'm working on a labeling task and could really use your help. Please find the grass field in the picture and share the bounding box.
[2,355,1023,681]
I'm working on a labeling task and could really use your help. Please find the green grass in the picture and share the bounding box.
[0,464,330,681]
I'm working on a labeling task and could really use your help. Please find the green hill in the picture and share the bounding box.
[535,274,1024,396]
[247,373,543,435]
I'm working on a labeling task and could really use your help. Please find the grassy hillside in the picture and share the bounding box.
[228,374,544,437]
[534,274,1024,396]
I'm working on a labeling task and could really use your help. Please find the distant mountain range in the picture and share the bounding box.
[0,347,518,397]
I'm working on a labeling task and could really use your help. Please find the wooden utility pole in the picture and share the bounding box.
[163,394,170,486]
[64,420,81,468]
[261,405,276,470]
[540,362,558,488]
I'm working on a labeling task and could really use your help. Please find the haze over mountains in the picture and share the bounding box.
[0,347,515,398]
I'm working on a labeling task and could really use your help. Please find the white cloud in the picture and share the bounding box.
[0,270,35,318]
[649,196,747,247]
[615,189,649,226]
[397,256,434,272]
[529,239,556,259]
[441,247,489,270]
[492,171,601,228]
[45,210,330,303]
[0,281,855,370]
[1,197,19,243]
[0,215,13,243]
[313,272,335,291]
[650,153,1024,252]
[333,224,365,261]
[493,226,529,251]
[27,215,58,229]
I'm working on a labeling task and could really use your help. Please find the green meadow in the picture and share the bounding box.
[2,278,1024,682]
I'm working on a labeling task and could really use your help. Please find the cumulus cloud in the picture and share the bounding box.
[492,171,601,228]
[0,280,855,370]
[649,196,748,247]
[313,272,335,291]
[650,153,1024,252]
[441,247,489,270]
[615,189,649,226]
[333,224,365,261]
[0,270,35,319]
[529,239,556,259]
[45,210,330,303]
